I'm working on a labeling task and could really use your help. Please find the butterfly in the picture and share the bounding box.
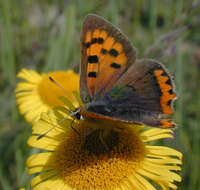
[74,14,177,129]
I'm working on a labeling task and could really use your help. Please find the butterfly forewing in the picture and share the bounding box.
[80,14,137,103]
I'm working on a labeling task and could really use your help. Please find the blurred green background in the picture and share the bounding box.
[0,0,200,189]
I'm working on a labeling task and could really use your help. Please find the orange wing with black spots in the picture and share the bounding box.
[80,14,136,102]
[153,69,176,115]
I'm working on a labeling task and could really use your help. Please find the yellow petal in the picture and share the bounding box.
[128,174,149,190]
[141,128,174,142]
[146,146,183,159]
[27,152,54,167]
[30,170,57,187]
[135,173,156,190]
[145,157,182,165]
[33,176,70,190]
[141,161,182,182]
[28,136,60,151]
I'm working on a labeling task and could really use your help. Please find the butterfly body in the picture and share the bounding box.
[78,14,176,129]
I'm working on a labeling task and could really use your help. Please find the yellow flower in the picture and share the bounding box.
[27,104,182,190]
[15,69,79,123]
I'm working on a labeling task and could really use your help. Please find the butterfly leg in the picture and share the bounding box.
[99,129,109,152]
[71,118,80,136]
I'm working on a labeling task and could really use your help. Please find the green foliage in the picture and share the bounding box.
[0,0,200,189]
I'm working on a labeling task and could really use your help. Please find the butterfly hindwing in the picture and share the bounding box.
[116,59,176,114]
[86,59,176,128]
[80,14,137,103]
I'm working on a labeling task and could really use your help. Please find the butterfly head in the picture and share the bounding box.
[72,108,84,121]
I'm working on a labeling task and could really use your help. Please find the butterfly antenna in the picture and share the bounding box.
[37,116,69,140]
[37,110,79,140]
[49,76,79,106]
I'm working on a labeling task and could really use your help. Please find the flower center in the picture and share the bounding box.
[55,121,145,190]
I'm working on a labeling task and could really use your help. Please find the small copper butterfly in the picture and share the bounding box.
[75,14,176,128]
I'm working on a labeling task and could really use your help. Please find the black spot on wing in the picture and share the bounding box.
[101,48,107,54]
[147,66,162,76]
[110,62,121,69]
[88,72,97,78]
[166,79,171,85]
[161,71,168,76]
[91,38,97,44]
[88,55,98,63]
[168,89,173,94]
[109,49,118,57]
[85,42,90,48]
[167,100,172,105]
[97,38,104,44]
[85,38,104,48]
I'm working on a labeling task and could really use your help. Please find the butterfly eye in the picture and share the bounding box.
[84,95,91,102]
[75,112,84,120]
